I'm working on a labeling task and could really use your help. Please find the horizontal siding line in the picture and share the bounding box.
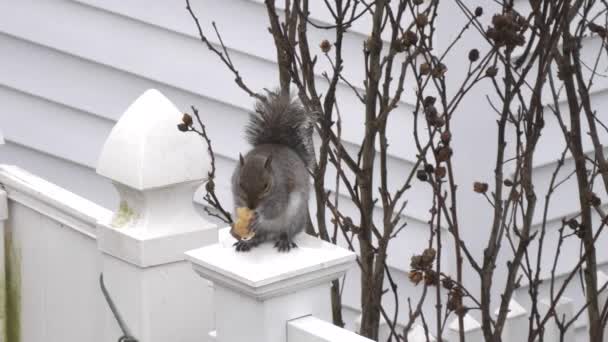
[70,0,416,108]
[0,83,115,125]
[2,139,94,171]
[531,202,608,231]
[0,32,419,166]
[532,145,608,173]
[0,31,253,120]
[0,32,417,165]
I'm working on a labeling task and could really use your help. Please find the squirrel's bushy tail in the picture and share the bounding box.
[246,91,316,168]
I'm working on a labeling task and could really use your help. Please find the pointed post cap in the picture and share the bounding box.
[96,89,210,190]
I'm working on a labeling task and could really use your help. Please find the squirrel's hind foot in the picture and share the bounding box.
[274,234,297,252]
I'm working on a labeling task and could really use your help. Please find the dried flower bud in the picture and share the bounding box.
[416,14,429,27]
[411,255,424,269]
[435,166,447,179]
[566,218,579,229]
[424,164,435,173]
[422,248,436,264]
[473,181,489,194]
[436,146,452,163]
[413,0,424,5]
[417,169,428,182]
[432,63,447,78]
[182,113,193,126]
[486,66,498,78]
[503,179,514,187]
[177,123,190,132]
[424,270,438,286]
[468,49,480,62]
[474,6,483,17]
[320,39,332,53]
[409,271,423,285]
[442,277,455,290]
[403,30,418,48]
[420,62,431,75]
[434,117,445,128]
[423,96,436,108]
[441,131,452,144]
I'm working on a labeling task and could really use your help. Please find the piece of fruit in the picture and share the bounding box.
[232,207,256,241]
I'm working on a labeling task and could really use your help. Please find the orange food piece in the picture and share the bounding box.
[232,207,256,240]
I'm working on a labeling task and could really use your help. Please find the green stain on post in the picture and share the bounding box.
[5,225,20,342]
[111,200,138,228]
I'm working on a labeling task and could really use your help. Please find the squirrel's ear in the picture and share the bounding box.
[264,154,273,169]
[239,153,245,166]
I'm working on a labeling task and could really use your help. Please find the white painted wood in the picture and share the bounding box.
[186,227,356,342]
[97,89,210,190]
[406,324,436,342]
[494,299,527,342]
[539,296,575,342]
[446,314,483,342]
[95,89,218,341]
[288,315,374,342]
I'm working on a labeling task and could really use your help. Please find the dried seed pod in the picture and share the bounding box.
[424,96,436,108]
[442,277,455,290]
[468,49,480,62]
[503,179,514,187]
[424,270,438,286]
[417,169,428,182]
[486,66,498,77]
[435,166,447,179]
[182,113,193,126]
[441,131,452,144]
[320,39,332,53]
[403,30,418,48]
[420,62,431,75]
[409,271,423,285]
[416,13,429,27]
[436,146,453,162]
[177,123,190,132]
[475,6,483,17]
[473,182,489,194]
[422,248,436,265]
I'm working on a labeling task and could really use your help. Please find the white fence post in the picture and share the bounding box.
[446,314,483,342]
[186,228,356,342]
[96,89,217,342]
[539,296,574,342]
[406,324,436,342]
[494,299,527,342]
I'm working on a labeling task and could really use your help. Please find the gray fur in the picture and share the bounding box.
[232,92,314,252]
[246,92,316,169]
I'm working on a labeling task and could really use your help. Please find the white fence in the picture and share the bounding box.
[0,90,597,342]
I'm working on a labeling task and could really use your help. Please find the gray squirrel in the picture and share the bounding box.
[231,91,315,252]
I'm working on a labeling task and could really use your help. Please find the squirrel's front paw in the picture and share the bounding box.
[233,239,258,252]
[274,236,297,252]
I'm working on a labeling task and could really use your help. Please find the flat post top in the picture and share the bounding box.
[185,228,356,300]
